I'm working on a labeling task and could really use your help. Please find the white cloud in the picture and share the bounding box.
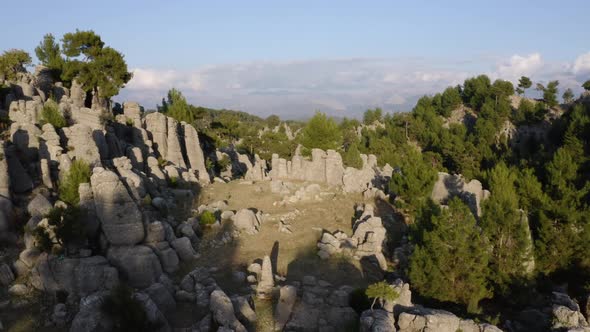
[116,52,590,119]
[572,52,590,74]
[495,53,543,80]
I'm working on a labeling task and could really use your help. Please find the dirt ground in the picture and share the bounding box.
[188,179,374,290]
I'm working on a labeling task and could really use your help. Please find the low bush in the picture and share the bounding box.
[58,159,91,205]
[41,99,66,129]
[199,210,217,226]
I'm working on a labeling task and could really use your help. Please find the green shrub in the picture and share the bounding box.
[349,287,371,314]
[59,159,91,205]
[157,156,167,167]
[199,210,217,226]
[33,227,53,253]
[125,118,134,126]
[365,281,399,310]
[217,156,231,172]
[168,176,178,188]
[34,206,85,254]
[41,99,66,129]
[342,143,363,168]
[101,284,160,332]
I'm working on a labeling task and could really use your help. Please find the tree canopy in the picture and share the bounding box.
[0,49,31,80]
[300,111,342,151]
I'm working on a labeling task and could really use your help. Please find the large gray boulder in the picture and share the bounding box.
[210,289,247,332]
[232,209,260,234]
[27,193,52,218]
[90,168,144,246]
[107,245,162,288]
[69,291,114,332]
[182,122,209,184]
[145,112,168,159]
[30,254,118,297]
[165,117,186,168]
[360,309,395,332]
[274,285,297,330]
[62,124,102,166]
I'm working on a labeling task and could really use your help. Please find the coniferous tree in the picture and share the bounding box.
[0,49,31,80]
[300,111,342,151]
[481,162,534,294]
[164,88,194,124]
[518,76,532,97]
[409,197,491,313]
[562,88,574,104]
[35,33,64,79]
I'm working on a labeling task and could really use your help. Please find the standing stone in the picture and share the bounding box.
[107,245,162,289]
[274,285,297,330]
[90,168,144,245]
[40,159,53,189]
[145,112,168,159]
[123,102,142,128]
[70,80,85,109]
[166,117,186,168]
[210,289,247,332]
[182,122,209,184]
[325,150,344,186]
[5,145,33,193]
[62,124,101,166]
[256,255,274,299]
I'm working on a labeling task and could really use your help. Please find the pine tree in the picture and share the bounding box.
[164,88,194,124]
[300,111,342,151]
[481,162,534,294]
[518,76,532,97]
[409,198,491,313]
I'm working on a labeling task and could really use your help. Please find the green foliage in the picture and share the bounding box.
[409,198,491,313]
[125,118,134,126]
[342,143,363,168]
[265,114,281,128]
[363,108,383,125]
[389,148,438,212]
[199,210,217,226]
[300,111,342,151]
[562,88,574,104]
[168,176,179,188]
[438,86,462,117]
[217,156,230,172]
[518,76,532,96]
[462,75,492,109]
[365,281,399,310]
[61,29,132,98]
[58,159,91,205]
[0,49,32,80]
[583,80,590,91]
[41,99,67,129]
[35,33,64,79]
[46,206,85,247]
[33,227,53,253]
[481,162,533,294]
[162,88,194,124]
[536,81,559,108]
[101,285,159,332]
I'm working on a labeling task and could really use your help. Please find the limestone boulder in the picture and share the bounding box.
[232,209,260,234]
[62,124,102,166]
[107,245,162,288]
[210,289,247,332]
[91,168,144,245]
[30,254,118,297]
[69,291,114,332]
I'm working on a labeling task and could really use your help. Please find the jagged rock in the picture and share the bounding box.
[146,221,166,243]
[91,167,144,245]
[231,295,257,329]
[274,285,297,331]
[145,112,168,158]
[171,237,198,261]
[107,245,162,288]
[0,263,15,286]
[78,183,100,236]
[8,283,28,296]
[133,291,171,332]
[210,289,247,332]
[40,159,53,188]
[144,282,176,315]
[182,122,209,184]
[5,145,33,193]
[51,303,68,328]
[431,172,490,217]
[165,117,186,168]
[62,124,102,166]
[27,194,52,218]
[256,255,274,299]
[232,209,260,234]
[30,254,118,297]
[69,291,114,332]
[360,309,395,332]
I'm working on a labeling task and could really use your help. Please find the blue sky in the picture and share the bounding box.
[3,0,590,118]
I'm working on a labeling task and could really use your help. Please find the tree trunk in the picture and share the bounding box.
[370,297,377,311]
